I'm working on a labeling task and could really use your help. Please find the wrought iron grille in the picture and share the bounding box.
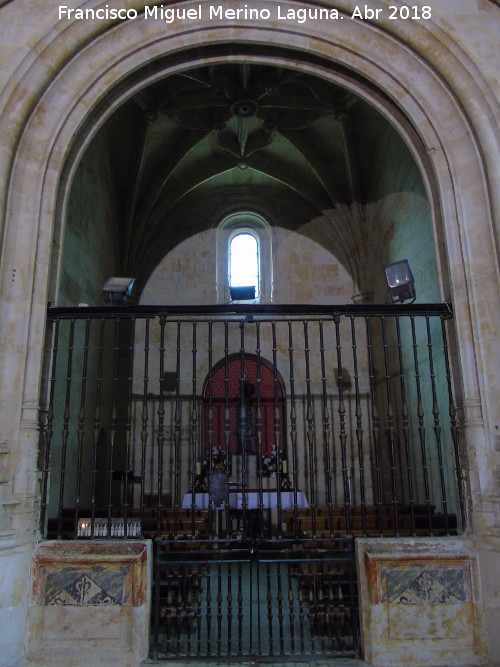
[39,303,464,541]
[39,302,464,659]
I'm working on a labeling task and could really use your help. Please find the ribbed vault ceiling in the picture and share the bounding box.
[95,63,412,290]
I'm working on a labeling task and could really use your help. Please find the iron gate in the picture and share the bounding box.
[152,535,358,660]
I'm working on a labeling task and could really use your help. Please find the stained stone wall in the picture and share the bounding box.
[26,541,151,667]
[356,538,487,666]
[362,123,441,304]
[141,226,358,305]
[60,133,121,307]
[0,2,499,666]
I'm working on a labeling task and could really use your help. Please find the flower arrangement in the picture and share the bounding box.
[261,444,281,475]
[210,446,227,471]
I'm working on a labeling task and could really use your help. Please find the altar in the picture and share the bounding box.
[182,489,308,510]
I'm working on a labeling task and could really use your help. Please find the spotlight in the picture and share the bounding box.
[101,277,135,304]
[230,285,256,301]
[384,260,416,303]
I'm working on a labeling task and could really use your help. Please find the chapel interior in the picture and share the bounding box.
[2,5,498,664]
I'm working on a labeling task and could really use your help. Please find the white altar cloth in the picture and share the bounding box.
[182,490,308,510]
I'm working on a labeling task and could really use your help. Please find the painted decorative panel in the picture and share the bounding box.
[384,566,469,605]
[44,566,129,606]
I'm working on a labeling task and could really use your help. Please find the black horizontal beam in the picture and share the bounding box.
[47,302,453,319]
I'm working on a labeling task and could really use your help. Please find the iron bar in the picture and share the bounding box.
[196,567,203,655]
[334,315,351,536]
[287,563,296,653]
[303,320,317,533]
[205,562,213,655]
[239,319,248,533]
[380,316,399,533]
[216,563,223,654]
[185,564,194,654]
[426,316,449,531]
[365,316,384,535]
[39,316,59,534]
[57,317,75,538]
[271,320,283,531]
[90,318,105,536]
[441,318,467,532]
[227,563,233,654]
[106,320,118,533]
[173,321,182,530]
[395,316,416,534]
[277,561,285,653]
[266,562,274,653]
[350,316,367,535]
[156,315,166,537]
[205,323,216,536]
[139,318,151,535]
[410,316,433,530]
[287,321,300,530]
[73,317,90,536]
[189,321,198,535]
[255,321,265,535]
[123,319,135,536]
[48,302,453,318]
[237,562,243,655]
[224,321,231,482]
[319,320,334,536]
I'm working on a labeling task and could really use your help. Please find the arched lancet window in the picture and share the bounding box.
[216,212,272,303]
[229,231,260,297]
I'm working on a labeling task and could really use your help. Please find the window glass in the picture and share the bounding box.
[229,232,259,295]
[217,213,271,304]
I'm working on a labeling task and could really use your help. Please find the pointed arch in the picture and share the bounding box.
[202,353,286,461]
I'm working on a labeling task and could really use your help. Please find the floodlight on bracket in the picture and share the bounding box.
[101,277,135,305]
[384,260,416,304]
[229,285,256,301]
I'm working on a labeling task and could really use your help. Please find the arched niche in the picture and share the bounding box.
[0,0,498,536]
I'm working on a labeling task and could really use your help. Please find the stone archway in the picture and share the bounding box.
[0,2,499,663]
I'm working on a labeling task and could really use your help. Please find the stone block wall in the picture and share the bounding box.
[356,538,487,666]
[26,541,151,667]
